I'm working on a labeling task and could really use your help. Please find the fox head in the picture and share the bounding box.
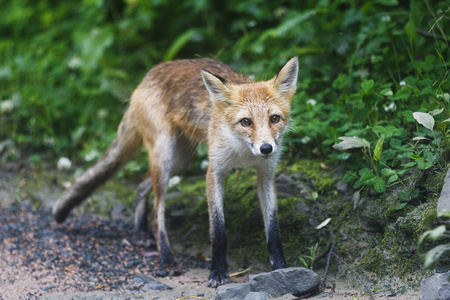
[201,57,298,158]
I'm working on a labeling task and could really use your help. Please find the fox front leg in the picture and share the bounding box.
[257,166,287,270]
[206,166,230,288]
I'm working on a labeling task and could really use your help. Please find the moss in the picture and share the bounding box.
[281,159,336,191]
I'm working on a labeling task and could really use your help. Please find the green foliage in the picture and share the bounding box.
[299,243,319,269]
[1,0,450,190]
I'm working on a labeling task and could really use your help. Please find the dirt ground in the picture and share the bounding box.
[0,165,421,299]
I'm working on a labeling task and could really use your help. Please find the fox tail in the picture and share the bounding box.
[52,109,142,223]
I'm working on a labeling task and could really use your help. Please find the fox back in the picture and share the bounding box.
[129,59,253,145]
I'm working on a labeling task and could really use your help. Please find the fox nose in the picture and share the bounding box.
[260,144,273,155]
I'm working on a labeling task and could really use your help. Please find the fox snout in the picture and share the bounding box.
[260,143,273,155]
[251,141,277,158]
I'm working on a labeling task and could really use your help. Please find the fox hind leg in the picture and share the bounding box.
[134,174,155,247]
[145,134,193,273]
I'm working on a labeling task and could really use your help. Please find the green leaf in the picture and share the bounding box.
[362,79,374,91]
[397,169,410,176]
[394,202,408,210]
[338,152,352,161]
[358,168,373,176]
[372,125,385,134]
[163,29,199,61]
[360,172,376,186]
[333,137,370,151]
[373,177,386,193]
[381,168,396,176]
[398,190,410,202]
[388,174,399,183]
[298,257,309,268]
[374,0,399,5]
[417,154,434,170]
[373,136,384,162]
[429,108,444,116]
[343,172,357,183]
[437,121,448,133]
[380,88,393,96]
[424,244,450,268]
[393,88,411,100]
[419,225,447,245]
[411,188,419,198]
[401,162,416,168]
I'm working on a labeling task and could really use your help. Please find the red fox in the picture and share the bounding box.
[52,57,298,287]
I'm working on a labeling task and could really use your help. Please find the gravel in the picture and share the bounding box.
[0,201,209,299]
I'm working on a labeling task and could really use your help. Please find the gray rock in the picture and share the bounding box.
[276,174,299,198]
[111,204,132,222]
[249,267,320,298]
[421,272,450,300]
[127,273,171,291]
[437,168,450,212]
[336,180,348,193]
[244,291,269,300]
[294,201,310,214]
[216,283,250,300]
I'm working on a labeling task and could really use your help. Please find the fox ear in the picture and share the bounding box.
[273,57,298,99]
[201,70,231,106]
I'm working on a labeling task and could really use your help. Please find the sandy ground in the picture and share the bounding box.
[1,264,421,300]
[0,166,422,299]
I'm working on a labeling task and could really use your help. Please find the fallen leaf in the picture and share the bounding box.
[196,254,211,261]
[320,162,332,170]
[229,266,254,278]
[316,218,331,229]
[95,284,107,290]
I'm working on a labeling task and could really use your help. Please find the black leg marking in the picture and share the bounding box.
[135,176,155,247]
[159,231,175,267]
[208,218,230,288]
[267,213,287,270]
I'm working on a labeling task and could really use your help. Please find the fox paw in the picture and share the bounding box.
[208,269,230,288]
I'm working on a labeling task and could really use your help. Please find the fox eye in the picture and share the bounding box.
[240,118,253,127]
[270,115,281,124]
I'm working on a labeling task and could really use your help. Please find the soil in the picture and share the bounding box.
[0,164,421,299]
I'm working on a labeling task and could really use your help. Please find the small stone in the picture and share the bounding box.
[249,267,320,298]
[41,285,56,292]
[127,274,171,291]
[294,201,310,214]
[216,283,250,300]
[275,174,299,197]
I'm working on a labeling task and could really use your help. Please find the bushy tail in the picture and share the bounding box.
[52,109,142,223]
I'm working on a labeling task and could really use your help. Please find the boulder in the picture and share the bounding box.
[421,272,450,300]
[249,267,320,298]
